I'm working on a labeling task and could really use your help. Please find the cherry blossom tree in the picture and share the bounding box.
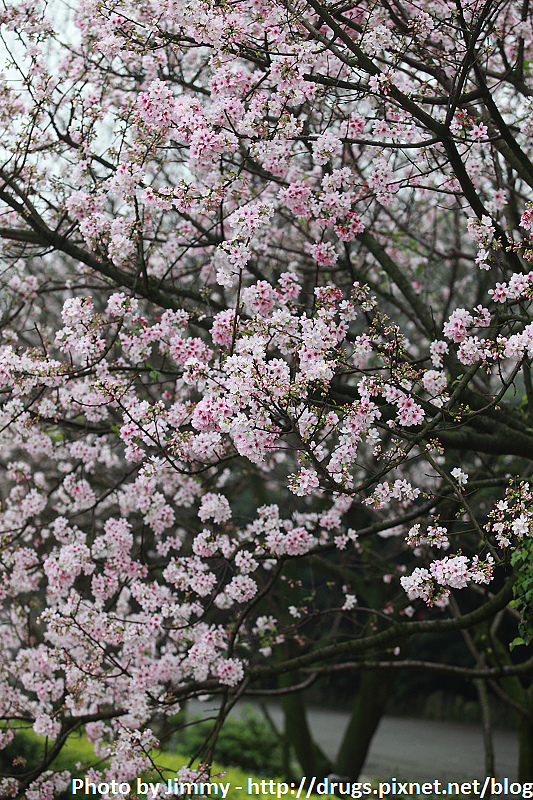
[1,0,533,793]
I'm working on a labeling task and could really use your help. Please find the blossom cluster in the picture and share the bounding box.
[400,553,494,607]
[485,482,533,547]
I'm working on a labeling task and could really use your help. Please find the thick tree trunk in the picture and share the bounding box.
[517,711,533,782]
[280,677,332,779]
[488,639,533,782]
[334,669,396,780]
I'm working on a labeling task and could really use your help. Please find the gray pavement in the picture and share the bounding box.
[188,700,518,781]
[358,715,517,782]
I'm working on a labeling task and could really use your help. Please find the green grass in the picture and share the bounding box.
[1,727,480,799]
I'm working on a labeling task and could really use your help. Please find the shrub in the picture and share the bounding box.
[173,709,283,776]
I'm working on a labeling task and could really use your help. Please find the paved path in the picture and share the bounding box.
[368,717,518,782]
[189,700,518,781]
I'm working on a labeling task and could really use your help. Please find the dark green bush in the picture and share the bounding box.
[173,708,283,775]
[0,726,44,774]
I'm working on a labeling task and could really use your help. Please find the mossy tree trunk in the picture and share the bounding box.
[334,668,396,779]
[281,678,332,780]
